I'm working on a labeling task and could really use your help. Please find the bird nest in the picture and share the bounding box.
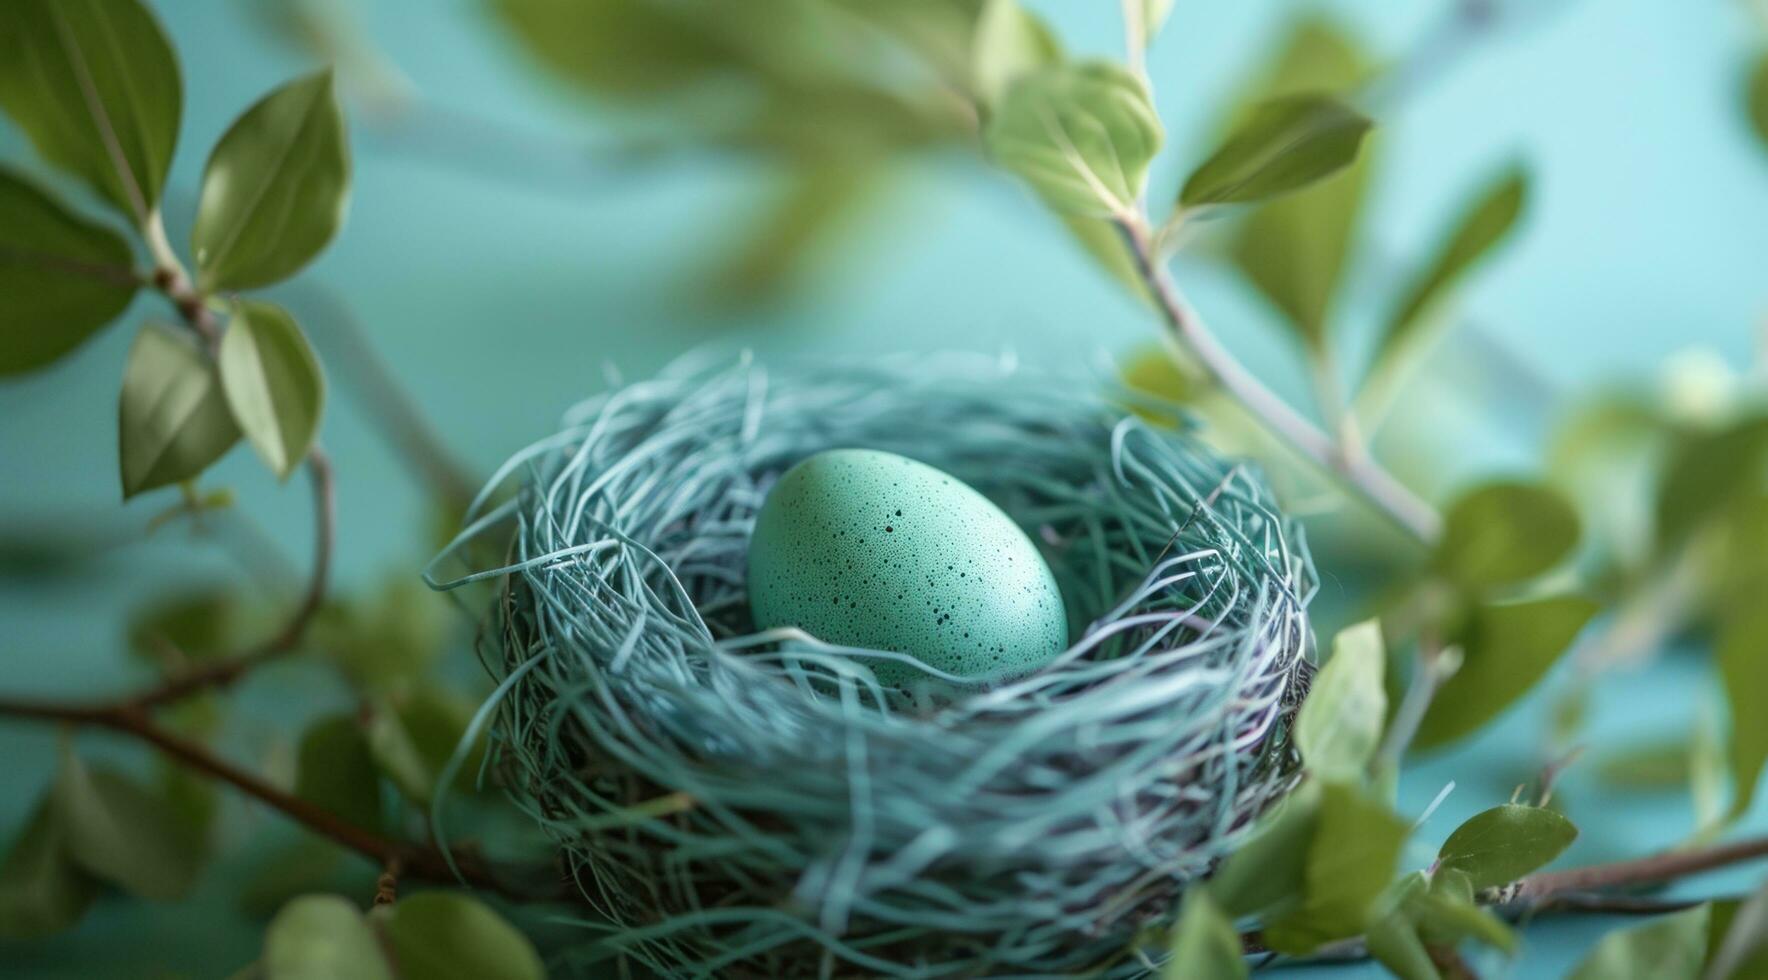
[429,354,1317,977]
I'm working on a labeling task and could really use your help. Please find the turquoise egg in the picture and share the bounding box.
[746,448,1067,687]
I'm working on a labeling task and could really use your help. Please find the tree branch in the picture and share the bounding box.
[1116,217,1442,542]
[1513,835,1768,903]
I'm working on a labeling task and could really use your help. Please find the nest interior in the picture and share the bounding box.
[431,355,1317,978]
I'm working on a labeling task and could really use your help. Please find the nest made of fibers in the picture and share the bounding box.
[429,353,1318,978]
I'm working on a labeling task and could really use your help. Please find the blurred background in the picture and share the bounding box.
[2,0,1766,975]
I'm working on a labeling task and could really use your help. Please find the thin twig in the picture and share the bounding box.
[1117,216,1442,543]
[1514,835,1768,902]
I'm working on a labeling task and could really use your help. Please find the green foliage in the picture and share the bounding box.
[0,0,181,224]
[1594,738,1694,791]
[1209,782,1320,919]
[1566,905,1708,980]
[986,62,1163,218]
[295,715,385,833]
[192,70,350,291]
[0,168,139,376]
[118,323,241,498]
[54,744,202,901]
[1435,804,1578,891]
[313,578,448,693]
[971,0,1060,108]
[1376,167,1527,370]
[366,686,485,805]
[263,894,392,980]
[1707,893,1768,980]
[1260,782,1411,953]
[127,589,238,666]
[1414,594,1599,750]
[1435,481,1580,590]
[219,300,326,479]
[1224,18,1370,349]
[1655,415,1768,548]
[1749,53,1768,153]
[1296,619,1386,780]
[1164,889,1246,980]
[0,796,98,939]
[374,892,545,980]
[1720,603,1768,818]
[1179,95,1371,208]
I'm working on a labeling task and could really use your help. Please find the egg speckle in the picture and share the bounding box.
[746,449,1067,687]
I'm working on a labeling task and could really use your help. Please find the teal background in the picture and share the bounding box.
[2,0,1766,975]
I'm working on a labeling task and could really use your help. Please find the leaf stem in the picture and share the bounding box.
[1116,216,1443,542]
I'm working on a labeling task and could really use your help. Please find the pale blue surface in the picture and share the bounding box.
[2,0,1766,976]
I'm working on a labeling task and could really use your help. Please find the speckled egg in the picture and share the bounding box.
[746,448,1067,687]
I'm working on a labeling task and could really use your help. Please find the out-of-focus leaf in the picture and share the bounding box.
[702,161,890,306]
[373,892,544,980]
[1210,781,1320,919]
[219,300,325,479]
[1141,0,1175,44]
[986,62,1162,218]
[1180,95,1371,208]
[1655,415,1768,548]
[0,169,139,376]
[1595,738,1692,792]
[1223,19,1370,349]
[1547,394,1669,569]
[365,686,486,806]
[1565,905,1707,980]
[193,71,350,291]
[118,323,241,499]
[295,715,383,832]
[1410,870,1516,953]
[1366,908,1439,980]
[365,703,433,806]
[1720,603,1768,819]
[1414,595,1599,750]
[491,0,744,102]
[1261,782,1410,953]
[1163,888,1247,980]
[0,794,98,939]
[971,0,1060,107]
[0,0,181,223]
[313,578,447,693]
[1748,54,1768,153]
[263,894,392,980]
[1297,619,1386,780]
[237,838,355,920]
[1435,481,1580,590]
[1374,167,1527,370]
[127,590,236,668]
[1708,888,1768,980]
[54,745,201,900]
[1436,804,1578,891]
[157,756,219,855]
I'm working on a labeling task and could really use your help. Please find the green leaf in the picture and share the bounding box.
[127,589,237,668]
[1410,869,1517,952]
[1655,415,1768,548]
[1375,167,1527,367]
[313,578,448,694]
[986,62,1163,218]
[295,716,384,833]
[1163,888,1246,980]
[1180,95,1371,208]
[1566,905,1708,980]
[1594,738,1693,792]
[1260,782,1410,954]
[118,322,241,498]
[218,300,325,479]
[1209,781,1320,919]
[491,0,744,102]
[54,745,201,900]
[263,894,392,980]
[1708,888,1768,980]
[0,168,138,376]
[0,0,181,223]
[1223,18,1371,349]
[1414,595,1599,750]
[1365,910,1440,980]
[366,703,434,806]
[1720,603,1768,819]
[1435,480,1581,590]
[1747,54,1768,153]
[1436,804,1578,892]
[365,685,486,805]
[192,70,350,291]
[0,794,98,939]
[1296,619,1386,780]
[374,892,544,980]
[971,0,1060,107]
